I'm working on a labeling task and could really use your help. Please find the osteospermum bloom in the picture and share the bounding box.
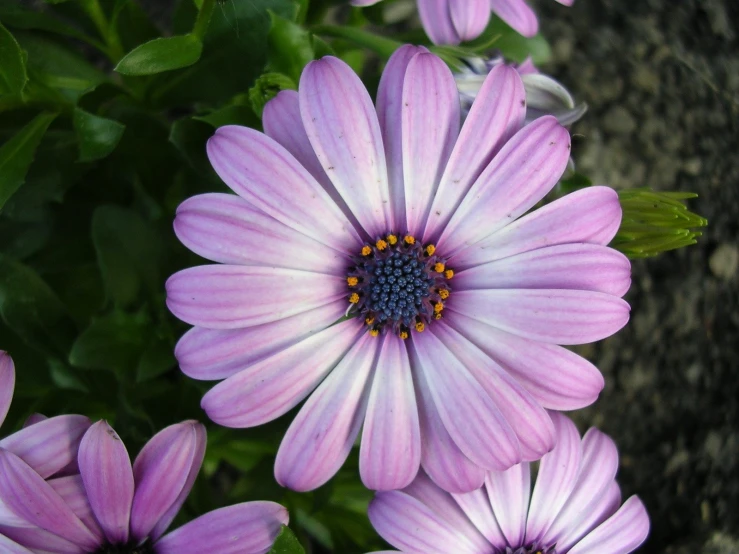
[368,414,650,554]
[351,0,573,42]
[0,420,287,554]
[167,46,630,493]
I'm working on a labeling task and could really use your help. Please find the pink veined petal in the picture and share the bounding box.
[486,463,531,548]
[451,186,622,268]
[567,496,650,554]
[409,343,485,493]
[0,524,84,554]
[275,333,378,492]
[300,57,392,237]
[423,65,526,243]
[401,52,460,236]
[175,302,346,381]
[439,116,570,254]
[525,413,582,543]
[449,288,630,345]
[155,502,288,554]
[0,415,92,479]
[166,265,345,330]
[360,336,421,491]
[433,324,555,461]
[207,125,361,252]
[174,193,347,275]
[445,312,605,410]
[0,450,100,550]
[376,45,429,231]
[22,414,46,427]
[554,481,622,553]
[418,0,460,45]
[130,421,205,542]
[78,422,133,545]
[202,319,364,428]
[489,0,539,37]
[369,491,479,554]
[0,351,14,428]
[555,0,575,6]
[48,475,104,541]
[449,0,491,42]
[0,533,34,554]
[351,0,382,5]
[412,329,521,471]
[455,244,632,297]
[452,487,507,549]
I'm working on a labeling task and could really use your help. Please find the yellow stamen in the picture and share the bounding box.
[369,329,379,337]
[434,262,445,273]
[434,313,442,320]
[438,289,450,300]
[387,234,398,245]
[444,269,454,280]
[349,293,360,304]
[434,302,444,314]
[361,245,372,256]
[415,322,425,332]
[425,244,436,256]
[365,316,375,326]
[347,276,358,287]
[376,239,388,251]
[404,235,416,245]
[399,331,409,340]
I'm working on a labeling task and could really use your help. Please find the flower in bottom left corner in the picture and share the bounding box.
[0,419,288,554]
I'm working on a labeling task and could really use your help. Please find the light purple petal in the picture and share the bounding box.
[455,244,631,297]
[369,491,479,554]
[412,329,521,471]
[0,524,84,554]
[449,288,630,345]
[351,0,382,5]
[300,57,392,237]
[360,336,421,490]
[155,502,288,554]
[174,193,346,275]
[48,475,103,541]
[489,0,538,37]
[78,422,133,544]
[485,463,530,547]
[525,413,582,543]
[202,320,363,428]
[130,421,205,542]
[451,186,622,268]
[166,265,345,330]
[446,312,605,410]
[555,481,622,553]
[0,415,91,479]
[567,496,650,554]
[0,533,33,554]
[452,488,507,549]
[175,302,345,381]
[376,45,429,230]
[275,333,378,492]
[22,414,46,427]
[423,65,526,242]
[0,449,100,550]
[439,116,570,254]
[0,351,13,429]
[401,52,460,236]
[450,0,491,42]
[418,0,460,45]
[207,125,361,252]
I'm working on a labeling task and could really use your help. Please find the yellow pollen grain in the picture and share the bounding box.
[404,235,416,245]
[361,245,372,256]
[438,289,450,300]
[434,262,445,273]
[369,329,379,337]
[399,331,409,340]
[425,244,436,256]
[349,293,360,304]
[365,316,375,325]
[415,322,425,332]
[444,269,454,279]
[347,276,358,287]
[434,313,442,320]
[434,302,444,314]
[376,239,388,251]
[387,234,398,245]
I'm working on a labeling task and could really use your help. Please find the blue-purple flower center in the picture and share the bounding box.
[503,544,556,554]
[346,234,452,338]
[91,541,155,554]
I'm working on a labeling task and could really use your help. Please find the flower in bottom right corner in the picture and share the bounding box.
[367,413,649,554]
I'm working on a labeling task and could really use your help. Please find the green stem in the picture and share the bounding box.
[311,25,402,60]
[81,0,125,63]
[192,0,216,41]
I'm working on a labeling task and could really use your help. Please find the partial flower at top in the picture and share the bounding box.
[0,420,288,554]
[0,351,91,482]
[368,413,650,554]
[351,0,574,42]
[167,45,630,494]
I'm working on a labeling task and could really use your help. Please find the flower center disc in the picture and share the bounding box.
[346,234,453,338]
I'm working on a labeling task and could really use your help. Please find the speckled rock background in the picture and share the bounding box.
[535,0,739,551]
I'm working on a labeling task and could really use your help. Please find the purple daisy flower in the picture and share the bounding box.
[351,0,574,42]
[0,420,288,554]
[167,46,630,493]
[368,413,650,554]
[0,351,91,482]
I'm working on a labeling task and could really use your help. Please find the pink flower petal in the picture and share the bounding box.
[22,414,46,427]
[401,52,460,236]
[0,524,84,554]
[166,265,345,330]
[418,0,460,45]
[360,336,421,490]
[300,57,392,237]
[451,488,507,548]
[554,481,622,553]
[485,463,531,547]
[0,534,33,554]
[0,351,14,428]
[202,320,363,428]
[449,288,630,345]
[275,333,378,491]
[489,0,538,37]
[130,421,205,542]
[207,125,361,252]
[155,502,288,554]
[567,496,650,554]
[78,421,133,544]
[48,475,103,541]
[449,0,491,42]
[438,116,570,254]
[175,302,346,381]
[423,65,526,242]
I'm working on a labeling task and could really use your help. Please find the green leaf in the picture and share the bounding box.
[0,112,57,210]
[0,21,27,95]
[73,108,126,162]
[169,117,214,173]
[489,18,551,64]
[248,72,296,118]
[268,526,305,554]
[115,34,203,76]
[267,11,315,82]
[311,25,402,60]
[136,335,175,382]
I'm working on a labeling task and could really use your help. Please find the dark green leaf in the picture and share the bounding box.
[194,97,261,128]
[48,358,89,392]
[115,34,203,76]
[73,108,126,162]
[136,335,175,382]
[0,112,57,210]
[248,73,296,118]
[489,18,551,64]
[169,117,214,173]
[268,525,306,554]
[0,21,27,95]
[267,11,315,82]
